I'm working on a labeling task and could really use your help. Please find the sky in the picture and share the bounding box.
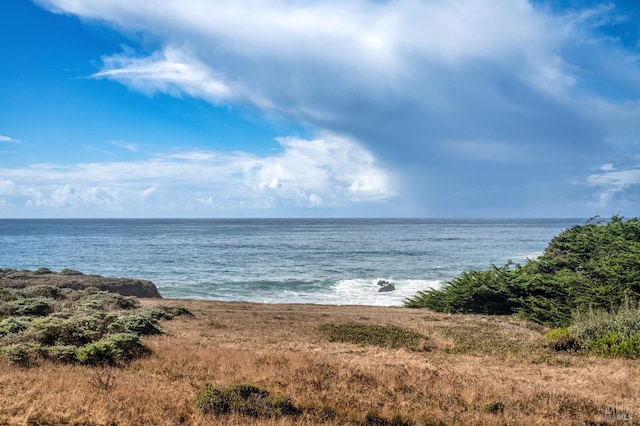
[1,0,639,218]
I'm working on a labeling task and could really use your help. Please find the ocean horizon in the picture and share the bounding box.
[0,218,585,306]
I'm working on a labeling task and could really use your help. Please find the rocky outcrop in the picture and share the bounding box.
[0,268,162,298]
[377,279,395,292]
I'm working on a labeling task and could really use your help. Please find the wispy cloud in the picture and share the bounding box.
[109,140,139,152]
[93,47,233,103]
[0,134,20,144]
[0,135,394,216]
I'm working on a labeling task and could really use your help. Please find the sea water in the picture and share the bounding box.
[0,218,583,306]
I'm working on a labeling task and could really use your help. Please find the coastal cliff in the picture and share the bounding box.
[0,268,162,298]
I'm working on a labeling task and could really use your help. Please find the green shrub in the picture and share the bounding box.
[27,313,115,346]
[8,298,53,316]
[65,312,118,342]
[405,216,640,327]
[0,285,179,368]
[567,301,640,358]
[107,332,151,360]
[404,264,517,315]
[196,383,299,418]
[318,323,430,351]
[570,302,640,342]
[0,288,17,302]
[160,304,193,317]
[34,267,53,275]
[76,339,120,366]
[141,305,193,321]
[44,345,78,363]
[21,285,63,300]
[585,332,640,358]
[0,317,28,337]
[2,344,35,366]
[25,316,67,345]
[76,333,149,366]
[140,307,174,321]
[76,292,140,311]
[107,314,164,336]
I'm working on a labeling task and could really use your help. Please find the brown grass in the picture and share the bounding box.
[1,299,639,425]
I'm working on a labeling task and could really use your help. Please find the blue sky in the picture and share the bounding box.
[1,0,639,218]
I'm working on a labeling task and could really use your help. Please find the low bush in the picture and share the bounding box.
[318,323,430,352]
[2,343,36,366]
[27,312,118,346]
[553,301,640,358]
[0,317,28,337]
[76,339,120,366]
[76,333,149,366]
[75,292,140,312]
[34,267,53,275]
[160,304,193,318]
[8,298,53,317]
[196,383,299,418]
[21,285,63,300]
[44,345,78,363]
[141,307,174,321]
[107,314,164,336]
[141,305,193,321]
[0,288,17,302]
[586,332,640,358]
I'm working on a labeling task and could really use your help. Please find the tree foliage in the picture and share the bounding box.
[405,216,640,327]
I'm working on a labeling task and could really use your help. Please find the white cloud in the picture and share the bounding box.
[0,134,20,144]
[0,135,394,216]
[587,167,640,207]
[93,46,232,103]
[0,180,16,195]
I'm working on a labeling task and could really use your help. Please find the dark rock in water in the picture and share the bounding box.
[378,284,395,292]
[0,269,162,298]
[377,279,396,292]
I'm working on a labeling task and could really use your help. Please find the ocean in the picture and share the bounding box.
[0,218,583,306]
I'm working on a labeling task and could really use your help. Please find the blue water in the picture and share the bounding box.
[0,218,583,306]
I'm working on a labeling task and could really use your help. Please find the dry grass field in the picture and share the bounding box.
[1,299,639,425]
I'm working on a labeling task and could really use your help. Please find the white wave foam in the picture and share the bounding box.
[325,278,442,306]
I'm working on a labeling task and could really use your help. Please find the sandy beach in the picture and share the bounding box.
[1,298,638,425]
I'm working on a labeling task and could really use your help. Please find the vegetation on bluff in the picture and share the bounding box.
[0,285,190,366]
[405,216,640,357]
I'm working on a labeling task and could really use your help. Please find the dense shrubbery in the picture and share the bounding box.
[0,284,191,366]
[405,216,640,328]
